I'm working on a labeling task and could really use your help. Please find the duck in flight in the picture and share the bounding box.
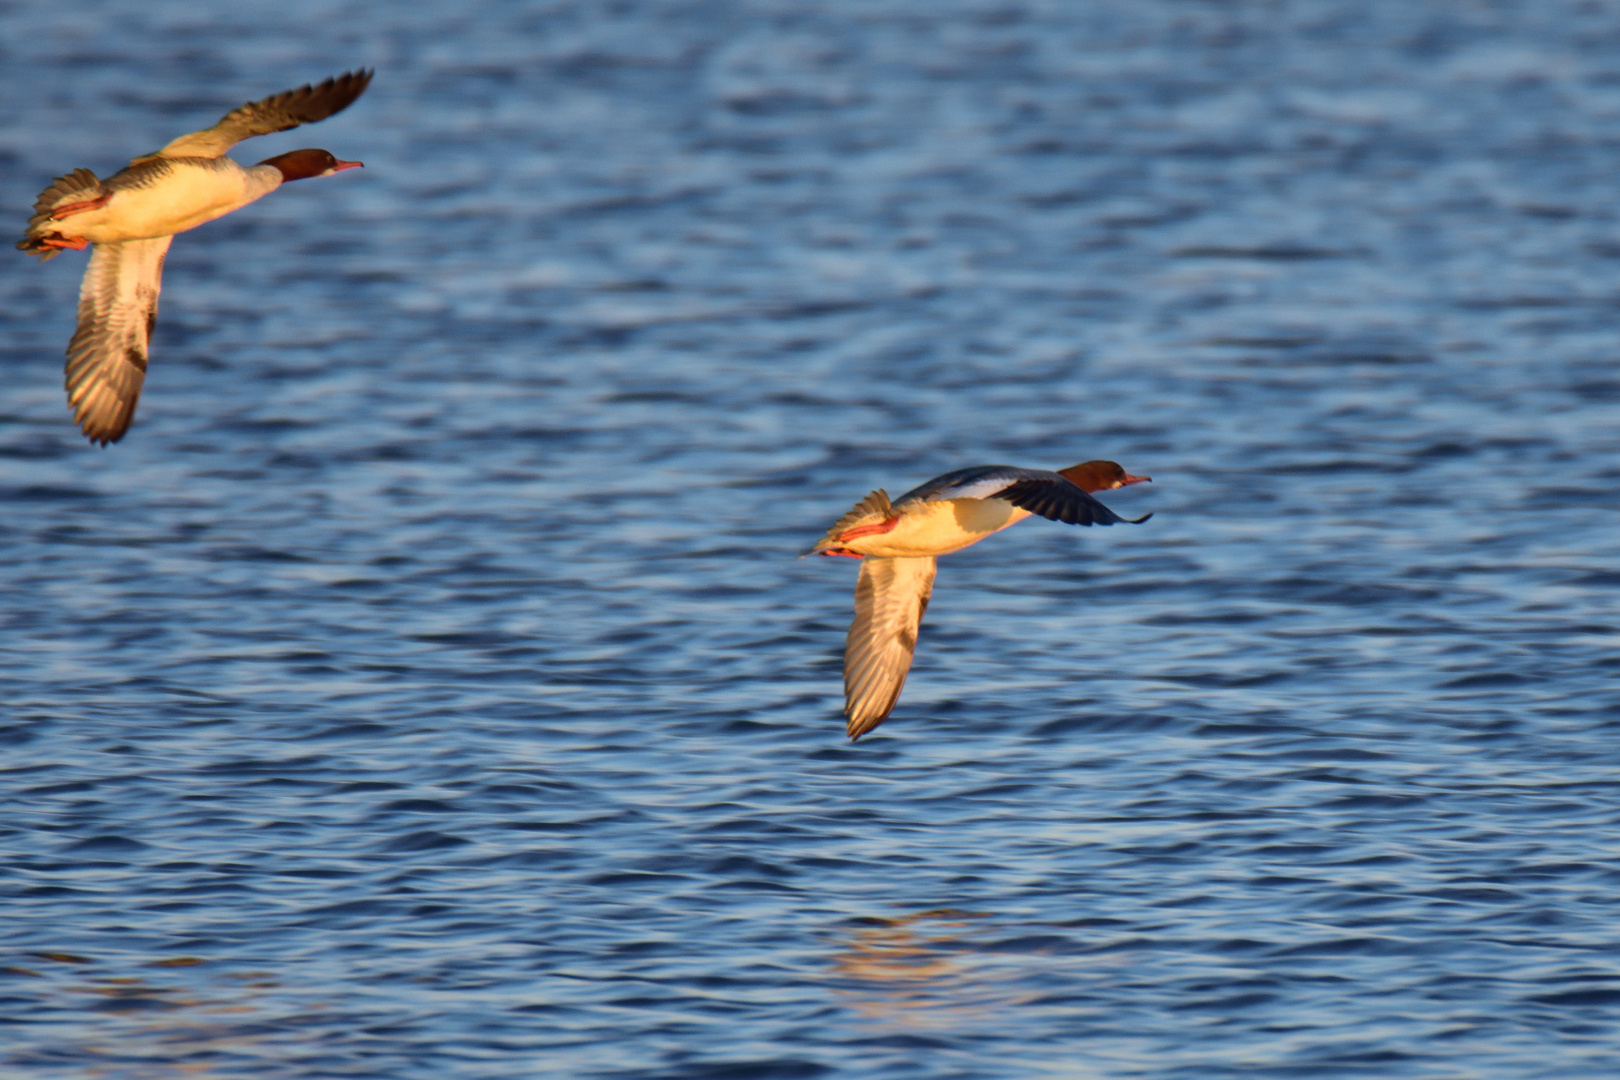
[809,460,1151,740]
[17,70,373,445]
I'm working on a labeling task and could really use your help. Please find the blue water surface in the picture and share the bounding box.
[2,1,1619,1077]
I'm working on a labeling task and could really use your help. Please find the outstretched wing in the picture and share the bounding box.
[893,464,1034,506]
[895,464,1150,527]
[64,236,173,445]
[996,475,1152,526]
[845,556,937,740]
[137,70,373,162]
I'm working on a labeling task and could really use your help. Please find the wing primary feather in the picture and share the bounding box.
[139,69,374,161]
[63,237,172,445]
[997,477,1146,526]
[844,556,937,739]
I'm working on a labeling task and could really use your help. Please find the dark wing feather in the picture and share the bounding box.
[64,237,172,445]
[997,477,1152,526]
[140,70,373,161]
[893,464,1031,507]
[844,556,937,740]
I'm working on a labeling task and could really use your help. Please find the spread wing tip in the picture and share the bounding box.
[847,711,889,740]
[76,419,131,446]
[144,68,375,160]
[68,379,139,445]
[272,68,374,126]
[1000,477,1153,526]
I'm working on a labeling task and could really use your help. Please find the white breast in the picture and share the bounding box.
[81,160,282,244]
[851,498,1030,558]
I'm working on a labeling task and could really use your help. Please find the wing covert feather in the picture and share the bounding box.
[844,556,937,739]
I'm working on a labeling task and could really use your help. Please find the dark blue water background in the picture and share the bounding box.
[2,1,1619,1076]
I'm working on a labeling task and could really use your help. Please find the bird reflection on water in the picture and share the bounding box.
[6,951,299,1077]
[827,909,1005,1026]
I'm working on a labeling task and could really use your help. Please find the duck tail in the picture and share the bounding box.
[804,489,892,556]
[17,168,104,261]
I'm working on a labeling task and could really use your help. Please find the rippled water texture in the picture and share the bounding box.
[3,1,1620,1077]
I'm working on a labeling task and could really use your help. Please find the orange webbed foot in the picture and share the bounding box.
[35,234,90,251]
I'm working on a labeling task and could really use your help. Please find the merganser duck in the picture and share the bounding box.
[17,70,372,445]
[809,460,1151,740]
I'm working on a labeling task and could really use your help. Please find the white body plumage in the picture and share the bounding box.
[61,159,284,245]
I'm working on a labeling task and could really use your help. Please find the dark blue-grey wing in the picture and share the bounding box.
[998,476,1151,526]
[894,464,1042,506]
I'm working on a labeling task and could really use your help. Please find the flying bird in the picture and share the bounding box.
[809,460,1151,740]
[17,70,373,445]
